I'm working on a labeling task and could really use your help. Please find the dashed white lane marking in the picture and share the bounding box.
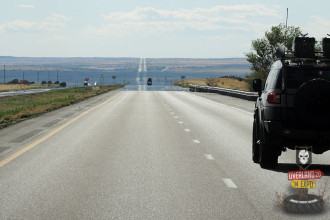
[178,121,183,124]
[193,139,200,144]
[184,129,190,132]
[223,178,238,189]
[204,154,214,160]
[171,112,174,115]
[174,116,178,119]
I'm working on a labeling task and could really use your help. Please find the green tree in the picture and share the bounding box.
[245,23,302,90]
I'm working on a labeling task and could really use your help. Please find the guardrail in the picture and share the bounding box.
[189,84,258,101]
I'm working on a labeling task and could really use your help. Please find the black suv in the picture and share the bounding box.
[147,78,152,86]
[253,37,330,168]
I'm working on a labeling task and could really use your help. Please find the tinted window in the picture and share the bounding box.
[264,66,281,90]
[286,67,330,89]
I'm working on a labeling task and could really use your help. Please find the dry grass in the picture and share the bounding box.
[0,85,123,128]
[274,191,289,207]
[318,182,330,204]
[174,77,250,91]
[0,84,59,92]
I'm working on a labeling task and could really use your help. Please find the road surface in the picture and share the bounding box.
[0,90,330,219]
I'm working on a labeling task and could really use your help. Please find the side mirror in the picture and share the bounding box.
[253,79,262,96]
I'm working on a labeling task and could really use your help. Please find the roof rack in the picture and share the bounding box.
[275,36,330,65]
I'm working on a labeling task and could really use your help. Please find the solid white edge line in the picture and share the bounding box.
[204,154,214,160]
[185,93,253,115]
[223,178,238,189]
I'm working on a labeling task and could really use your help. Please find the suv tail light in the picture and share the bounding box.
[267,93,281,104]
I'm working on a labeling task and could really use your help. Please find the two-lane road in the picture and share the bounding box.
[0,90,330,219]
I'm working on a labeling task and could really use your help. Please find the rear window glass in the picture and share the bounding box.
[265,68,282,90]
[285,67,330,89]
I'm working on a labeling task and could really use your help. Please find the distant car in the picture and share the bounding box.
[147,78,152,85]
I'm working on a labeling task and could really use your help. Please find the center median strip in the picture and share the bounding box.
[0,92,122,168]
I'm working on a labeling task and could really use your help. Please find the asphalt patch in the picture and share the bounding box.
[42,119,62,128]
[0,147,10,154]
[9,129,43,143]
[62,112,75,118]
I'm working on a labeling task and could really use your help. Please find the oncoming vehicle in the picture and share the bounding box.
[253,36,330,168]
[147,78,152,85]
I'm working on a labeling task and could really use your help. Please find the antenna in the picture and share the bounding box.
[285,8,288,29]
[282,8,289,58]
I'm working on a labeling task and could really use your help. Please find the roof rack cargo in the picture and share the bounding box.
[275,36,330,64]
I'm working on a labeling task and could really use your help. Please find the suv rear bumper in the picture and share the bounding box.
[264,121,330,152]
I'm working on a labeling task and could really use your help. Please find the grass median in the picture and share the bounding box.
[0,85,123,128]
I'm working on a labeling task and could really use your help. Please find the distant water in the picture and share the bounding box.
[1,67,248,91]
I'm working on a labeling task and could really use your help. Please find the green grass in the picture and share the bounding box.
[0,85,123,128]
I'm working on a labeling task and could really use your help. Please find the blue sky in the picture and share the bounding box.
[1,0,330,58]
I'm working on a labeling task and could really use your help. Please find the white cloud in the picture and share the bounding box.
[306,16,330,39]
[0,13,71,33]
[19,4,36,8]
[90,4,279,37]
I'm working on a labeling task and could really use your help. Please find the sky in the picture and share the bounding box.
[1,0,330,58]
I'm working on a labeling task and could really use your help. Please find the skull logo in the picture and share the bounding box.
[298,150,310,164]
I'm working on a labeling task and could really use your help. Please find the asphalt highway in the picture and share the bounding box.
[1,90,330,219]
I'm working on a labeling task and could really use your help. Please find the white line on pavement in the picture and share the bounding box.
[223,178,238,189]
[204,154,214,160]
[188,93,253,115]
[193,139,200,144]
[178,121,183,124]
[184,129,190,132]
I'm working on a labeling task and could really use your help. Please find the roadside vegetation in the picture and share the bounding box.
[173,76,250,91]
[245,23,302,89]
[0,85,123,128]
[0,84,61,92]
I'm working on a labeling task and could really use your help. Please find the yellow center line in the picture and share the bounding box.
[0,92,122,168]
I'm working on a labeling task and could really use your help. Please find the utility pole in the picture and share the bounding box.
[3,65,5,84]
[48,71,50,82]
[23,72,25,82]
[37,71,39,84]
[57,69,58,82]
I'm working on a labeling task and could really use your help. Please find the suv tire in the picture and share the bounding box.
[252,119,260,163]
[258,123,278,168]
[284,194,323,214]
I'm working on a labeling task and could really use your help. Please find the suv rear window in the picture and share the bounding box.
[285,67,330,89]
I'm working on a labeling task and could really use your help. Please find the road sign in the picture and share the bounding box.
[291,180,316,189]
[288,169,324,180]
[296,146,312,170]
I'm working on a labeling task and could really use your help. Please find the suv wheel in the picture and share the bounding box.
[252,119,260,163]
[259,124,278,169]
